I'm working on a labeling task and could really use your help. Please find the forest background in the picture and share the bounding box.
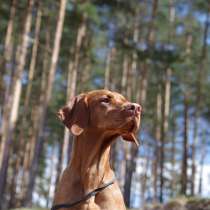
[0,0,210,209]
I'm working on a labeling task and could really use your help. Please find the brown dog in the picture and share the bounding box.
[53,90,141,210]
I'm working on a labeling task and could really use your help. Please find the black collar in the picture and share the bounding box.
[51,179,115,210]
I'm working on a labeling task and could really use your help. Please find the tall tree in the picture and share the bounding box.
[137,0,158,104]
[152,84,162,201]
[18,19,51,207]
[23,0,67,205]
[104,47,115,89]
[159,67,172,202]
[8,4,42,207]
[191,3,210,195]
[0,0,17,114]
[61,13,87,174]
[170,113,177,197]
[123,9,141,205]
[198,130,207,195]
[159,0,175,202]
[123,1,159,206]
[180,92,189,195]
[0,0,34,207]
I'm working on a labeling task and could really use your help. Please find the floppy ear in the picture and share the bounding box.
[57,94,89,136]
[121,133,140,147]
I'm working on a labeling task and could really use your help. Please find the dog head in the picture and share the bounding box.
[57,90,142,146]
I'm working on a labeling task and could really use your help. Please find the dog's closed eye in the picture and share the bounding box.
[99,95,112,104]
[100,97,110,103]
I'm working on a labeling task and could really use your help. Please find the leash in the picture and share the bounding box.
[51,179,115,210]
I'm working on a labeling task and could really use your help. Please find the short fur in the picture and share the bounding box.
[53,90,141,210]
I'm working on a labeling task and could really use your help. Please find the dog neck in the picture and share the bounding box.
[68,129,117,193]
[53,130,118,205]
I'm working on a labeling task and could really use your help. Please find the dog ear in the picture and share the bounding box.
[121,133,139,147]
[57,94,89,136]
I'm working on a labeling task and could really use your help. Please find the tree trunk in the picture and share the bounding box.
[198,131,207,195]
[170,115,176,197]
[20,51,48,206]
[121,54,129,96]
[47,145,57,208]
[152,86,162,201]
[118,53,129,193]
[138,0,158,105]
[123,2,159,206]
[0,0,33,167]
[159,0,174,201]
[138,63,148,105]
[54,138,63,190]
[8,6,42,207]
[61,15,87,175]
[159,67,171,202]
[0,0,34,207]
[18,22,50,207]
[191,6,210,196]
[126,60,132,101]
[123,144,137,207]
[146,0,159,47]
[104,47,116,90]
[23,0,67,206]
[79,38,92,93]
[130,10,140,99]
[0,0,17,112]
[121,9,139,207]
[104,48,113,89]
[141,150,151,207]
[181,92,189,195]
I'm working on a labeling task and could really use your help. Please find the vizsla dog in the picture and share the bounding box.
[52,90,141,210]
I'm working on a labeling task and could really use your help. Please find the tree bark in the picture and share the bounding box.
[141,150,151,207]
[0,0,17,112]
[123,144,137,207]
[0,0,34,207]
[138,0,159,105]
[121,54,129,96]
[23,0,67,206]
[123,2,159,206]
[191,6,210,196]
[180,92,189,195]
[198,131,207,195]
[61,15,87,175]
[159,0,174,202]
[18,22,50,207]
[79,36,92,92]
[159,67,171,202]
[146,0,159,47]
[8,6,42,207]
[54,138,63,191]
[104,48,112,89]
[47,145,57,208]
[123,22,139,205]
[152,86,162,201]
[170,114,177,197]
[130,9,140,99]
[20,49,48,206]
[0,0,30,167]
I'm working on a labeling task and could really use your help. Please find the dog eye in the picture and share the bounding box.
[100,97,110,103]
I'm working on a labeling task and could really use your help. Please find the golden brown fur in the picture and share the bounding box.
[53,90,141,210]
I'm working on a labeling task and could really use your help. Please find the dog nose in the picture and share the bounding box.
[126,103,142,113]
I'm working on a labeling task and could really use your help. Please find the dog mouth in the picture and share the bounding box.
[126,121,135,132]
[126,120,136,133]
[120,116,141,147]
[128,115,140,131]
[118,112,140,132]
